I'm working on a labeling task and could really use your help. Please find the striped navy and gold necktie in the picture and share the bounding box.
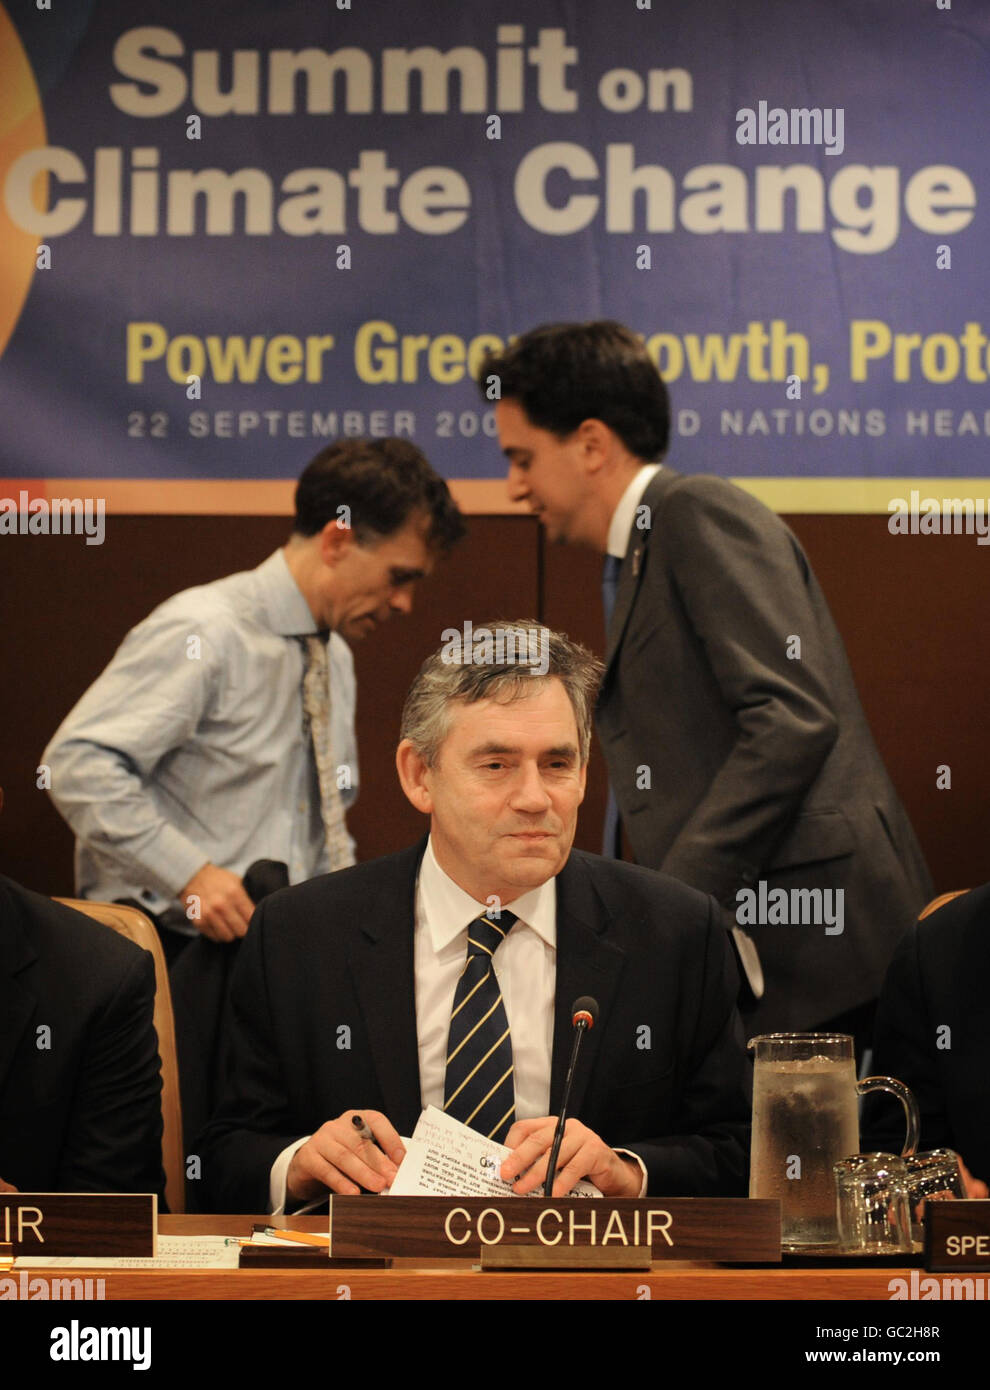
[442,910,517,1142]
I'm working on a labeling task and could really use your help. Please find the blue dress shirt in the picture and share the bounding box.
[43,550,358,918]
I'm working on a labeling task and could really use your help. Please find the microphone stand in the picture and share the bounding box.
[543,1000,596,1197]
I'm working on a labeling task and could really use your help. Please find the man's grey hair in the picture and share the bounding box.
[400,619,604,766]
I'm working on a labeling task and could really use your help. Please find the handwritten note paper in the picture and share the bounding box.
[389,1107,600,1198]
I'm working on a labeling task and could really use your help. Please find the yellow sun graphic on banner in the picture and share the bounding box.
[0,3,46,359]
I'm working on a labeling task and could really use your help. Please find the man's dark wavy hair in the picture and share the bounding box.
[478,320,670,460]
[294,438,465,551]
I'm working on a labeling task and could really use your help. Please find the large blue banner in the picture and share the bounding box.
[1,0,987,492]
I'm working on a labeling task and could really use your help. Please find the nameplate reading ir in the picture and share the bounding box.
[0,1194,156,1257]
[925,1201,990,1272]
[328,1197,780,1261]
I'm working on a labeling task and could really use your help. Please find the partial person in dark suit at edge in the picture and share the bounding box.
[479,321,932,1049]
[0,789,164,1197]
[200,623,750,1212]
[868,884,990,1198]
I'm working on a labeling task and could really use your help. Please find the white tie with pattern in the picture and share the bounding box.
[302,635,355,869]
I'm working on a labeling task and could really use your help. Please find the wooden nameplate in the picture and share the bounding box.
[0,1193,156,1257]
[328,1197,781,1262]
[925,1201,990,1271]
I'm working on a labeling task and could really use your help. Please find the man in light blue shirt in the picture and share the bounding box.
[43,439,464,957]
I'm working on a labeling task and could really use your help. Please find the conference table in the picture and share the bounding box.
[55,1214,918,1300]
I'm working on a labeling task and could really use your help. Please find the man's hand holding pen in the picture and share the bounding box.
[285,1110,406,1202]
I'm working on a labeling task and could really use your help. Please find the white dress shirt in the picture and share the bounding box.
[414,837,556,1116]
[44,549,357,917]
[607,464,662,560]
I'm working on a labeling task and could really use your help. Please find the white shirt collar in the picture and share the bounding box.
[257,548,318,637]
[419,835,557,952]
[607,464,662,559]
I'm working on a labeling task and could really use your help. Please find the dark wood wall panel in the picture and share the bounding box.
[1,512,986,897]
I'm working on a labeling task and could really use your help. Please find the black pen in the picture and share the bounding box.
[351,1114,375,1143]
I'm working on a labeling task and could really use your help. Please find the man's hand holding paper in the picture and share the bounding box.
[501,1117,643,1198]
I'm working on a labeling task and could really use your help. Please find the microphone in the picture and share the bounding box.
[242,859,290,905]
[544,996,599,1198]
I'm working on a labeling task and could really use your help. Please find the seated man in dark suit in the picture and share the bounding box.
[869,885,990,1197]
[201,622,750,1211]
[0,792,164,1193]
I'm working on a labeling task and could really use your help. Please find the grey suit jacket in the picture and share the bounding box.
[596,469,932,1030]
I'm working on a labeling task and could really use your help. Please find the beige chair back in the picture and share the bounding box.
[918,890,969,921]
[55,898,184,1213]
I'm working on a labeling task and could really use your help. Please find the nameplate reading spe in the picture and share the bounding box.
[0,1194,156,1257]
[327,1197,780,1261]
[925,1202,990,1272]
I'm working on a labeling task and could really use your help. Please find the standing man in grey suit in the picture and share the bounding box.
[479,321,932,1043]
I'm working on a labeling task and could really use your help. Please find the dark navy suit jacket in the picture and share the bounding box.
[201,840,751,1211]
[870,884,990,1181]
[0,875,163,1194]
